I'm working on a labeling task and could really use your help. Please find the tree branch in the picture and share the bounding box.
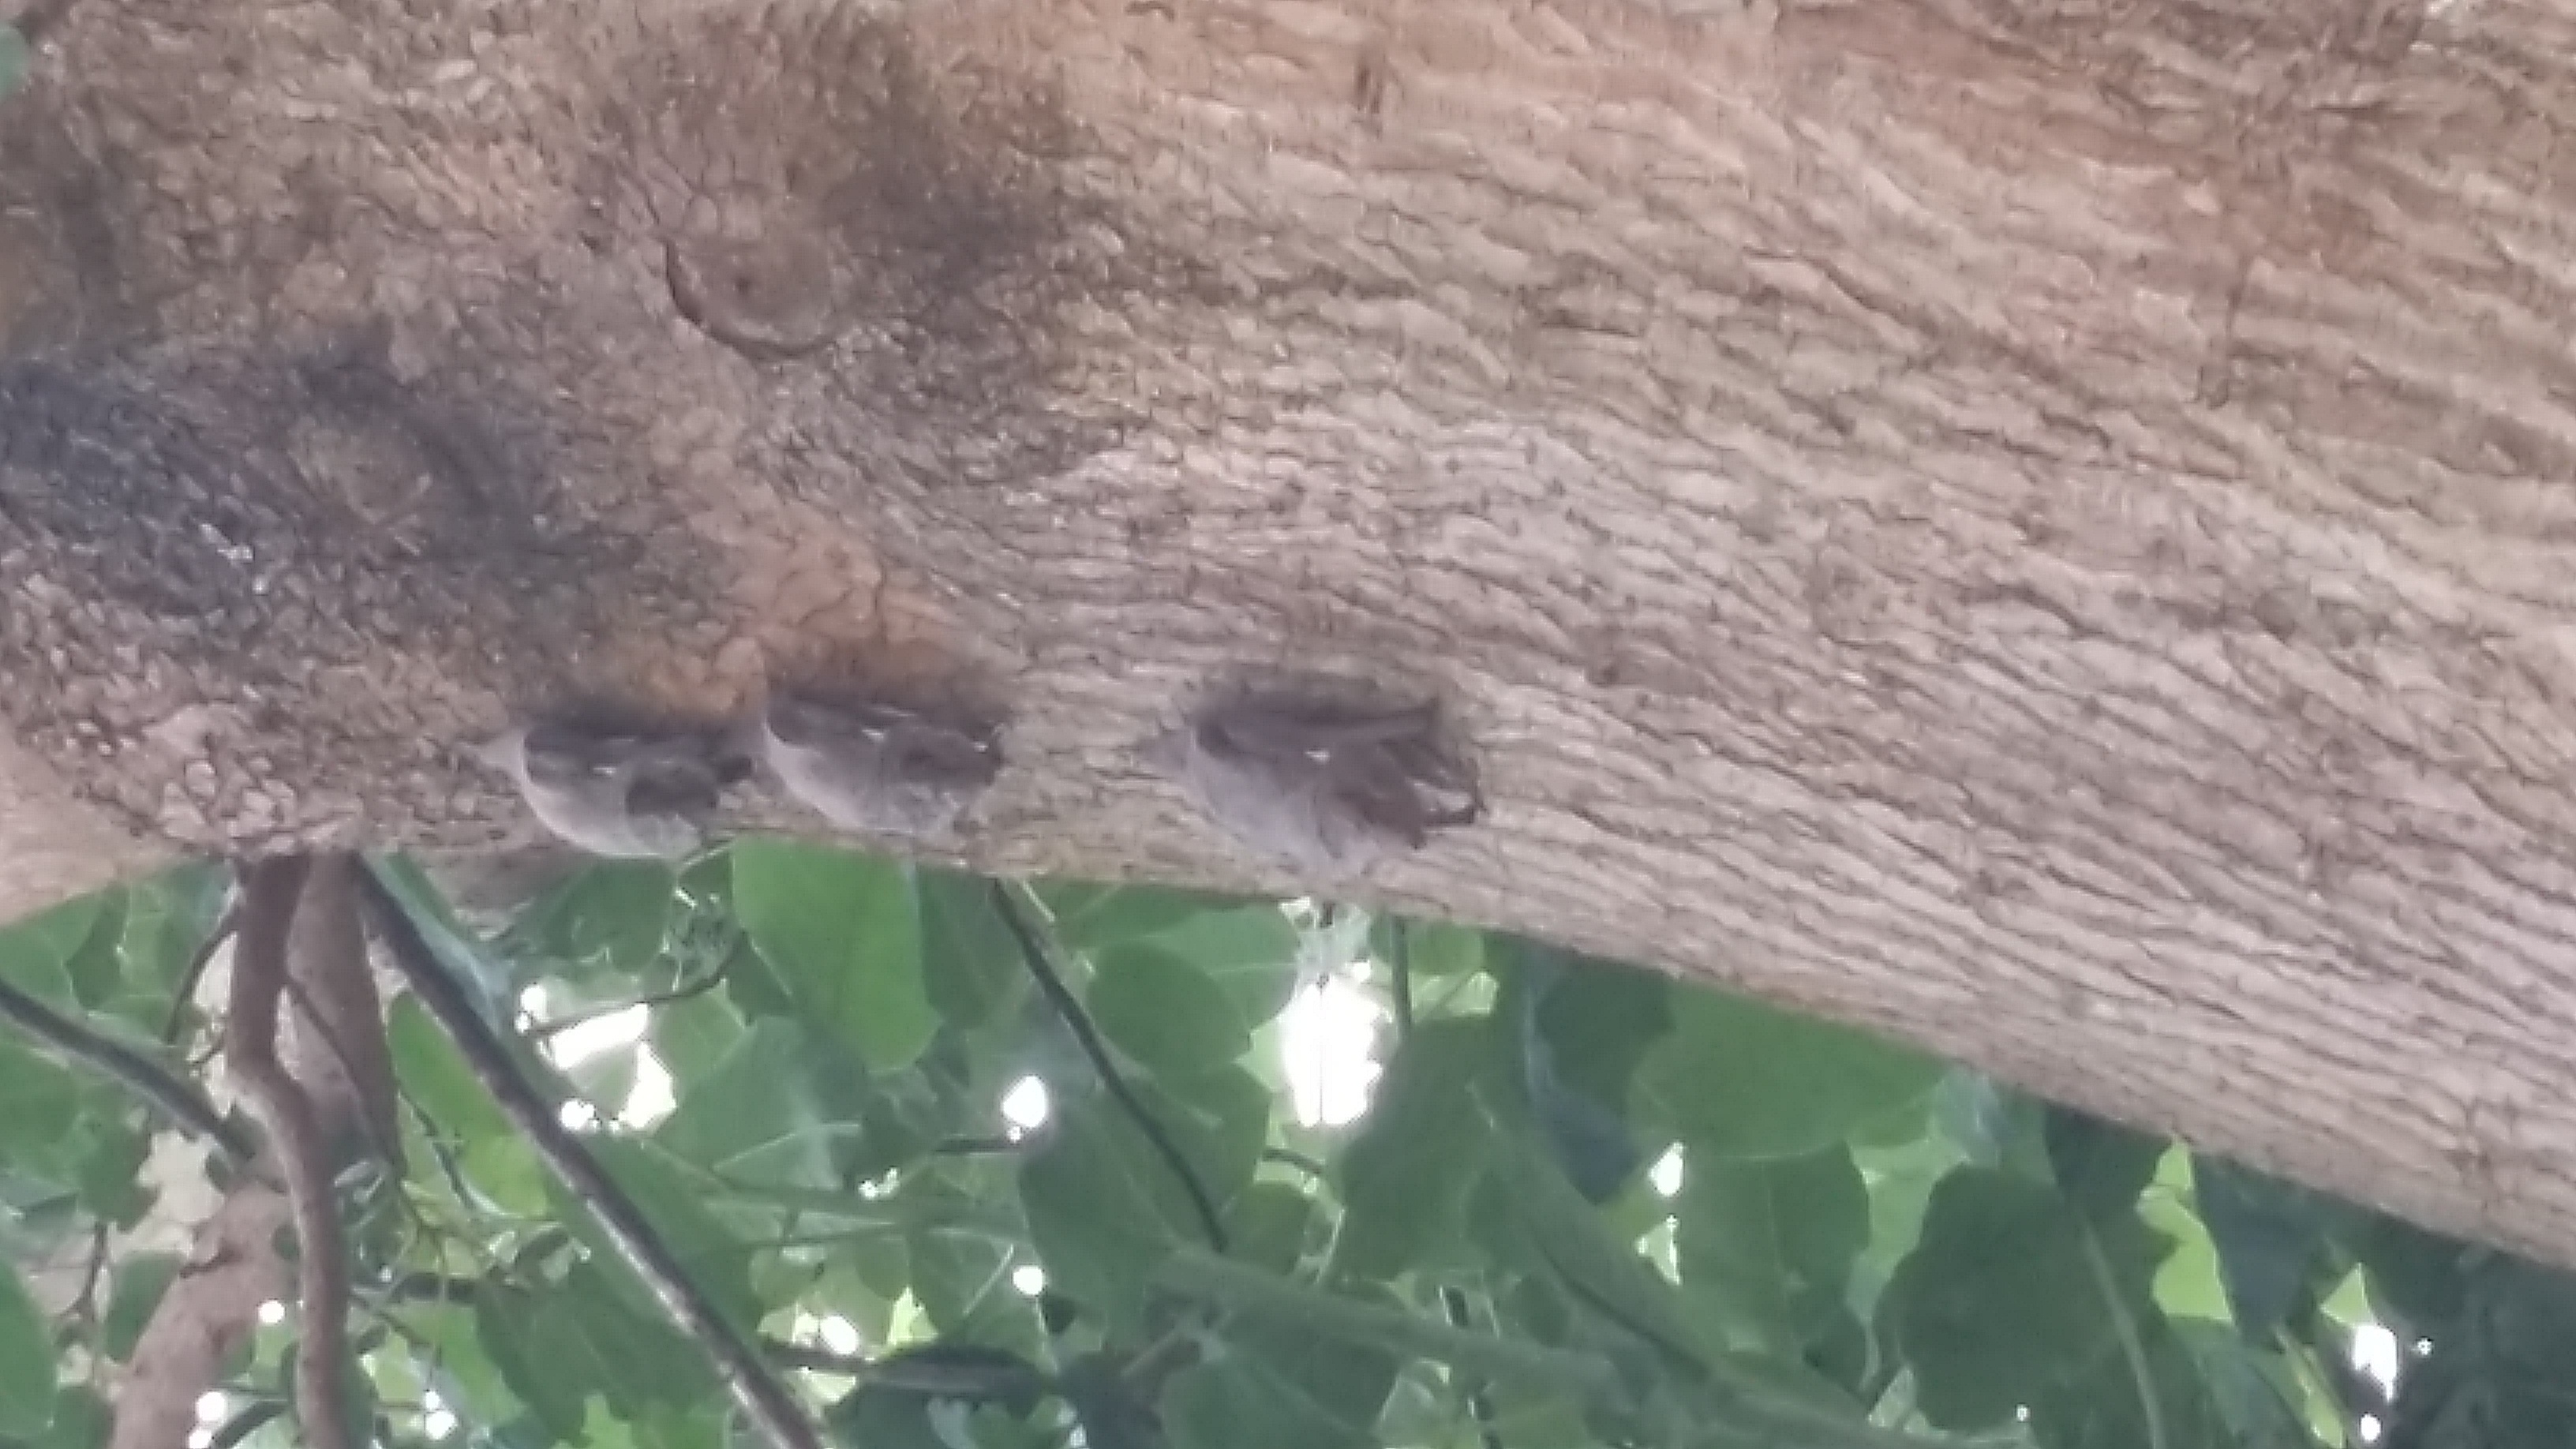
[354,858,830,1449]
[987,880,1230,1253]
[228,854,357,1449]
[0,966,254,1161]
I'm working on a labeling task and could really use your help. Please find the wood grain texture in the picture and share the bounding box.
[4,0,2576,1261]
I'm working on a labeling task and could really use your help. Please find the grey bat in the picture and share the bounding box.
[750,691,1002,840]
[1144,693,1480,882]
[474,721,743,860]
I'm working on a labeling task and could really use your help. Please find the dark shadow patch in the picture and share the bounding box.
[0,343,729,845]
[590,5,1159,508]
[0,110,137,354]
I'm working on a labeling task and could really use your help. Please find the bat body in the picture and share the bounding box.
[752,692,1002,840]
[1148,692,1478,882]
[477,721,743,859]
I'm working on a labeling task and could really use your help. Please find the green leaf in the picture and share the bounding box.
[731,840,933,1069]
[0,1261,54,1436]
[1088,944,1252,1077]
[69,1116,152,1226]
[1050,883,1262,947]
[57,893,129,1014]
[2045,1104,2166,1221]
[1145,906,1302,1026]
[0,891,104,1008]
[1632,989,1941,1161]
[906,1219,1020,1335]
[647,990,745,1084]
[476,1284,589,1438]
[1502,945,1661,1202]
[1228,1180,1319,1275]
[1017,1097,1187,1335]
[2025,1314,2231,1449]
[385,994,547,1213]
[103,1252,182,1362]
[2141,1148,2233,1324]
[1481,1133,1717,1372]
[2191,1152,2345,1341]
[1672,1145,1867,1357]
[0,1036,80,1166]
[28,1386,107,1449]
[1512,943,1673,1108]
[2170,1318,2325,1449]
[1230,1316,1401,1443]
[917,869,1026,1029]
[522,861,679,975]
[1163,1355,1379,1449]
[410,1299,527,1431]
[1878,1166,2166,1431]
[1331,1015,1492,1281]
[1059,1355,1164,1449]
[830,1344,1047,1449]
[552,1138,760,1338]
[652,1017,861,1185]
[556,1255,722,1415]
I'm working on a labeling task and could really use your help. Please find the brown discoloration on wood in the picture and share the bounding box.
[0,0,2574,1272]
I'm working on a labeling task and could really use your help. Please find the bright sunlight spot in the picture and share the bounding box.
[186,1432,212,1449]
[817,1315,863,1355]
[2351,1324,2400,1397]
[1650,1145,1686,1198]
[194,1392,228,1425]
[1002,1075,1052,1132]
[424,1408,459,1440]
[2359,1416,2383,1444]
[560,1098,597,1131]
[517,984,548,1028]
[1280,974,1385,1128]
[1013,1264,1048,1297]
[547,1005,650,1070]
[620,1046,676,1129]
[256,1298,285,1327]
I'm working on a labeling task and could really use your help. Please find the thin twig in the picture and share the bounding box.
[160,902,238,1043]
[987,881,1230,1253]
[229,855,356,1449]
[356,859,829,1449]
[1260,1146,1328,1178]
[207,1401,286,1449]
[1390,919,1416,1039]
[0,970,255,1162]
[766,1339,1046,1400]
[60,1222,111,1329]
[1441,1286,1509,1449]
[527,964,728,1043]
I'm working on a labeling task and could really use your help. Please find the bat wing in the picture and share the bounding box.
[1208,696,1442,758]
[882,723,1002,788]
[765,694,910,751]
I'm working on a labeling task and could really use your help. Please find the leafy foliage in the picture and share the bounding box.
[0,851,2563,1449]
